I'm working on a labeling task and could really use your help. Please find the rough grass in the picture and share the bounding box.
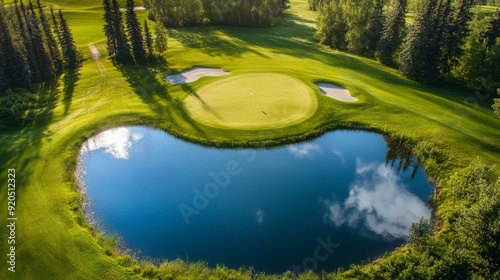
[0,0,499,279]
[185,73,317,129]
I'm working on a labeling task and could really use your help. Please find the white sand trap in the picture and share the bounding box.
[166,67,230,84]
[318,83,357,102]
[119,6,146,12]
[88,44,100,60]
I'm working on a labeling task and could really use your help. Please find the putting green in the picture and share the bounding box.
[185,73,317,129]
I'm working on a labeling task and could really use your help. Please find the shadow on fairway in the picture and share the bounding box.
[117,61,172,116]
[0,81,59,191]
[170,27,267,58]
[117,61,207,135]
[63,67,81,115]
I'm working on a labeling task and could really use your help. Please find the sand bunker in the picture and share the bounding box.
[119,6,146,12]
[166,67,230,84]
[318,83,357,102]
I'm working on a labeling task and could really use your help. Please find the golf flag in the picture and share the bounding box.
[250,91,254,96]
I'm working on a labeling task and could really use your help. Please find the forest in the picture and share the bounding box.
[0,0,80,121]
[313,0,500,91]
[143,0,290,27]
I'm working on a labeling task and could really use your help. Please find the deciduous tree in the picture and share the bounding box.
[316,0,347,50]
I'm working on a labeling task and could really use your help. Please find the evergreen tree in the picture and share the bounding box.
[439,0,474,75]
[37,0,63,74]
[15,0,42,84]
[143,20,154,58]
[0,4,33,88]
[376,0,407,66]
[102,0,117,57]
[365,0,385,54]
[111,0,132,62]
[58,10,81,68]
[0,8,12,90]
[483,10,500,50]
[453,14,489,86]
[316,0,347,50]
[399,0,440,83]
[26,0,54,81]
[153,21,168,56]
[50,7,62,44]
[125,0,146,62]
[0,62,8,91]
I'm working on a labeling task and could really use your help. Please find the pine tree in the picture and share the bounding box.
[1,4,33,88]
[153,21,168,56]
[483,10,500,50]
[26,0,54,81]
[125,0,146,62]
[50,7,62,43]
[102,0,117,57]
[399,0,440,83]
[143,20,154,58]
[365,0,384,54]
[58,10,81,68]
[111,0,132,62]
[439,0,474,75]
[15,0,41,83]
[376,0,407,66]
[0,9,12,90]
[37,0,63,74]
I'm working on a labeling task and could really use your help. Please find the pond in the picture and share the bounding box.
[78,126,433,274]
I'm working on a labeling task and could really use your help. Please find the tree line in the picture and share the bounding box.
[102,0,168,64]
[313,0,500,91]
[142,0,290,27]
[0,0,80,91]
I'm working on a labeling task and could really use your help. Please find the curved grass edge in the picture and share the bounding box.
[61,110,446,278]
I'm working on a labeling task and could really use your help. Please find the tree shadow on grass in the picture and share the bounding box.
[169,26,268,58]
[180,83,224,121]
[0,82,59,191]
[63,67,81,115]
[117,61,171,116]
[116,61,207,135]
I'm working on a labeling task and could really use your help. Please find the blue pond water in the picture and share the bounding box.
[78,126,433,274]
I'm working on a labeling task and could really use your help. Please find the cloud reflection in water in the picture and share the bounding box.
[323,159,431,241]
[81,127,143,159]
[287,143,323,159]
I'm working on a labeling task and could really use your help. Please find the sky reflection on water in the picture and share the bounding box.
[79,126,433,273]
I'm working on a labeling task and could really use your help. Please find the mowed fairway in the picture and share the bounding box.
[1,0,500,279]
[185,73,317,129]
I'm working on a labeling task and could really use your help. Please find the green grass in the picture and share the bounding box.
[1,0,500,279]
[185,73,317,129]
